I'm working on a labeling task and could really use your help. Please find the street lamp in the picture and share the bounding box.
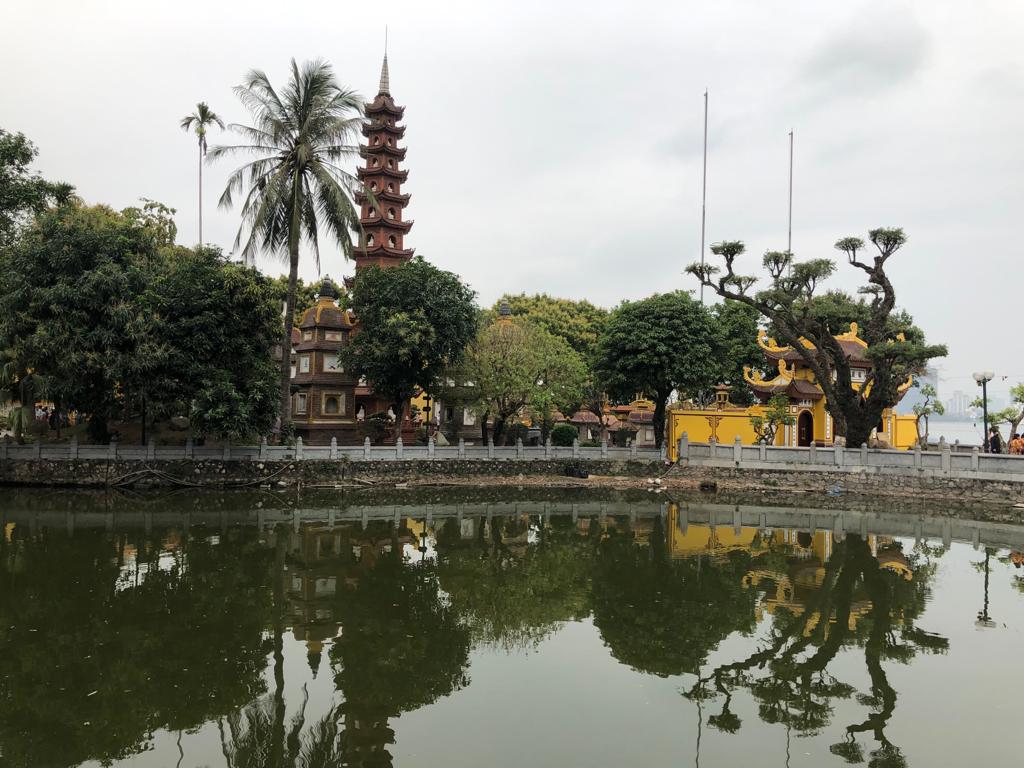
[973,371,995,452]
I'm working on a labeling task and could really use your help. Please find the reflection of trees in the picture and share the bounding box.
[328,529,471,767]
[435,515,597,650]
[686,535,946,767]
[591,516,758,677]
[0,525,274,768]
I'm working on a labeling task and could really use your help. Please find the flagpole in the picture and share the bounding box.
[700,89,708,305]
[787,129,793,268]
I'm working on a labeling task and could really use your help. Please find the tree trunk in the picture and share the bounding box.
[198,146,203,245]
[493,415,507,445]
[279,249,299,437]
[480,409,490,444]
[653,393,667,449]
[393,399,404,444]
[271,526,286,767]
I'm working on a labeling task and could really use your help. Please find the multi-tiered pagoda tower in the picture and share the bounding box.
[354,55,414,272]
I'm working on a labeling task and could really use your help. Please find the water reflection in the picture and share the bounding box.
[1,498,1022,767]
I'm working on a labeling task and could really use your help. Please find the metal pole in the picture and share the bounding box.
[787,130,793,254]
[700,89,708,305]
[982,379,989,452]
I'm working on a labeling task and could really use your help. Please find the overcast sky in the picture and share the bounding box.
[3,0,1022,401]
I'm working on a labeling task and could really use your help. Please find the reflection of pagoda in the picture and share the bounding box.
[283,521,415,676]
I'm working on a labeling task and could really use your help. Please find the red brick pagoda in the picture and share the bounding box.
[354,54,414,272]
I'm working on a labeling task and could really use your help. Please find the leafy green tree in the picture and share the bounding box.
[711,300,762,405]
[343,257,478,442]
[550,422,579,447]
[495,293,609,360]
[0,203,161,440]
[687,230,946,447]
[464,316,586,444]
[210,59,365,433]
[750,394,795,445]
[0,129,73,247]
[179,101,225,245]
[594,292,717,448]
[144,246,281,440]
[912,383,944,447]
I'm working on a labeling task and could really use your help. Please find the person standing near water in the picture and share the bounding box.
[989,426,1003,454]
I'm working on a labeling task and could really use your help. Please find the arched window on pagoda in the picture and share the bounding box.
[371,158,379,167]
[367,234,375,247]
[370,182,378,191]
[387,183,394,193]
[373,136,380,145]
[387,208,396,220]
[388,235,397,248]
[387,137,393,146]
[368,207,376,218]
[387,159,394,169]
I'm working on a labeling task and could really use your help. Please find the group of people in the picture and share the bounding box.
[988,426,1024,454]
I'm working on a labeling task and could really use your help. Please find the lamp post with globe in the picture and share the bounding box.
[973,371,994,451]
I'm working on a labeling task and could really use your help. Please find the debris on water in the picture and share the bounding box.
[827,483,844,496]
[87,690,98,697]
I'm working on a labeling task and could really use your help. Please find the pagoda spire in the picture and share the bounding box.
[378,54,390,95]
[354,53,413,273]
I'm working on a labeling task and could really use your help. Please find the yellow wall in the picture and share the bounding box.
[666,403,915,460]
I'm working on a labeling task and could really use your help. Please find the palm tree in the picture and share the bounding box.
[209,59,364,434]
[179,102,225,245]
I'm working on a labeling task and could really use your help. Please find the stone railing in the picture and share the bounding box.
[676,433,1024,481]
[0,436,666,463]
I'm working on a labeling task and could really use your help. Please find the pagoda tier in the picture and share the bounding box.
[354,54,414,271]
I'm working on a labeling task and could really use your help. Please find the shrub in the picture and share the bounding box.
[551,423,578,446]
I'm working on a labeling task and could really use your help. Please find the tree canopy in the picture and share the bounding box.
[494,293,609,360]
[462,315,587,444]
[0,202,281,441]
[594,291,717,447]
[343,257,478,439]
[0,129,73,247]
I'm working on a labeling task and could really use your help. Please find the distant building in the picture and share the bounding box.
[946,390,969,418]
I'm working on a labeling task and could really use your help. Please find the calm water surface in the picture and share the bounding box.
[2,490,1023,767]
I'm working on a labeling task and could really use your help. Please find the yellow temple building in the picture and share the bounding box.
[667,322,918,455]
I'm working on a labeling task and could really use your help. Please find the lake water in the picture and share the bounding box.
[2,489,1023,768]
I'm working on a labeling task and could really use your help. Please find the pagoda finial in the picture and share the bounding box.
[379,53,390,95]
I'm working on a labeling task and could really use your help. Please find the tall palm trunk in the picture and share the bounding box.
[280,248,299,434]
[198,145,203,245]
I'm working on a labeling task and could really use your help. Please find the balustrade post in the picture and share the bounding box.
[34,440,42,460]
[222,442,231,461]
[295,436,304,460]
[913,443,922,469]
[630,440,637,458]
[941,441,951,474]
[147,438,156,461]
[544,437,551,459]
[678,432,689,461]
[971,446,980,471]
[487,438,494,459]
[572,438,580,459]
[860,443,868,466]
[109,438,118,461]
[458,437,466,459]
[516,437,524,459]
[69,436,79,460]
[396,437,403,460]
[185,437,194,460]
[733,435,743,467]
[330,437,338,460]
[428,436,435,460]
[601,438,608,459]
[363,437,371,461]
[834,442,843,467]
[258,436,267,461]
